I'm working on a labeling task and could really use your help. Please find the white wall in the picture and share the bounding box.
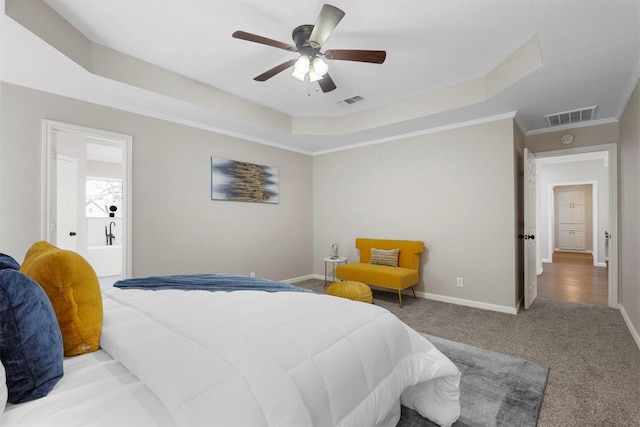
[538,159,609,266]
[0,82,314,281]
[313,118,521,311]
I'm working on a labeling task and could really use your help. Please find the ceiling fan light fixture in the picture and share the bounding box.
[308,68,323,82]
[294,55,310,73]
[291,67,307,81]
[313,57,329,76]
[234,4,385,93]
[292,55,311,81]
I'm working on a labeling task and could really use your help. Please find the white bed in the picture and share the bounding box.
[3,287,460,426]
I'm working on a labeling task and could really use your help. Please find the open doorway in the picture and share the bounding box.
[534,146,616,307]
[42,120,132,288]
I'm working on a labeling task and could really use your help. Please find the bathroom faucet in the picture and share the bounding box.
[105,221,116,245]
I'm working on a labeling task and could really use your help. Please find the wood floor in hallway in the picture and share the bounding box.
[537,251,608,306]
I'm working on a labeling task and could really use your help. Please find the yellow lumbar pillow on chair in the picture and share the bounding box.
[20,241,102,356]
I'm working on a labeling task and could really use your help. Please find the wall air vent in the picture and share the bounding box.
[545,106,597,127]
[336,95,364,106]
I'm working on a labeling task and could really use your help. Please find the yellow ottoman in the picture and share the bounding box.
[327,281,373,304]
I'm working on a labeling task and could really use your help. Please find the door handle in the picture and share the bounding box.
[69,231,77,236]
[518,234,535,240]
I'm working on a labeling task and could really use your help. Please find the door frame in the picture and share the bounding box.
[533,143,618,308]
[42,120,133,279]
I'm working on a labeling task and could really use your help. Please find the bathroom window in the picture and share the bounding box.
[86,178,122,217]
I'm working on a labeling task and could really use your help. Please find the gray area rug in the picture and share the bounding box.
[398,334,549,427]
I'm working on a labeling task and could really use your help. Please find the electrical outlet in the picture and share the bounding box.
[456,277,464,287]
[250,272,255,278]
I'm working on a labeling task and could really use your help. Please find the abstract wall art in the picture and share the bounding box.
[210,157,279,204]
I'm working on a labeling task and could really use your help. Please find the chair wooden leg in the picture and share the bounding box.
[398,290,403,308]
[411,286,416,299]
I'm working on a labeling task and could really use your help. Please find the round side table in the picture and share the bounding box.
[323,256,347,287]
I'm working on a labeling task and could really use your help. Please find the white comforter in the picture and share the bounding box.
[101,288,460,427]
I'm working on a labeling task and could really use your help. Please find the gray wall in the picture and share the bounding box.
[3,78,636,332]
[313,118,522,311]
[525,122,619,151]
[1,82,523,312]
[619,78,640,343]
[0,83,314,280]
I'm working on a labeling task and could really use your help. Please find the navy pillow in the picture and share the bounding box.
[0,269,64,403]
[0,253,20,271]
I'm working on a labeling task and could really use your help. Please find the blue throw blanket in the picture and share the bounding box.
[113,273,315,293]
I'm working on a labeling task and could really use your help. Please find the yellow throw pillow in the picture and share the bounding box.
[20,241,102,357]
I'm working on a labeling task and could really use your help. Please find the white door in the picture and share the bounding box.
[523,148,537,309]
[55,155,78,252]
[558,230,572,249]
[571,192,586,223]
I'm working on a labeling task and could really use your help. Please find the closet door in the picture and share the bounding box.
[570,191,586,224]
[558,190,586,251]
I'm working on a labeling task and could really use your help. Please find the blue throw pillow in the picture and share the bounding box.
[0,253,20,271]
[0,269,64,403]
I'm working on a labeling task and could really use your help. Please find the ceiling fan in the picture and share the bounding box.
[232,3,386,93]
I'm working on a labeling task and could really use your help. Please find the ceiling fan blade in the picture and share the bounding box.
[309,4,345,49]
[324,49,387,64]
[253,59,297,82]
[232,30,297,52]
[318,73,337,93]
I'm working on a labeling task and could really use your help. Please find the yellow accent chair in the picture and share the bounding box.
[336,238,424,308]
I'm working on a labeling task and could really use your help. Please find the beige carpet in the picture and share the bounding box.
[296,279,640,427]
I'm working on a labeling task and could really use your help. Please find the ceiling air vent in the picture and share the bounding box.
[336,95,364,106]
[545,106,596,127]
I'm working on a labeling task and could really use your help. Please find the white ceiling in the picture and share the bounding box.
[2,0,639,154]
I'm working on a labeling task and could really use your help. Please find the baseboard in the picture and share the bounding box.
[594,262,607,267]
[619,303,640,351]
[541,258,552,264]
[283,274,319,284]
[418,291,519,315]
[292,275,518,314]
